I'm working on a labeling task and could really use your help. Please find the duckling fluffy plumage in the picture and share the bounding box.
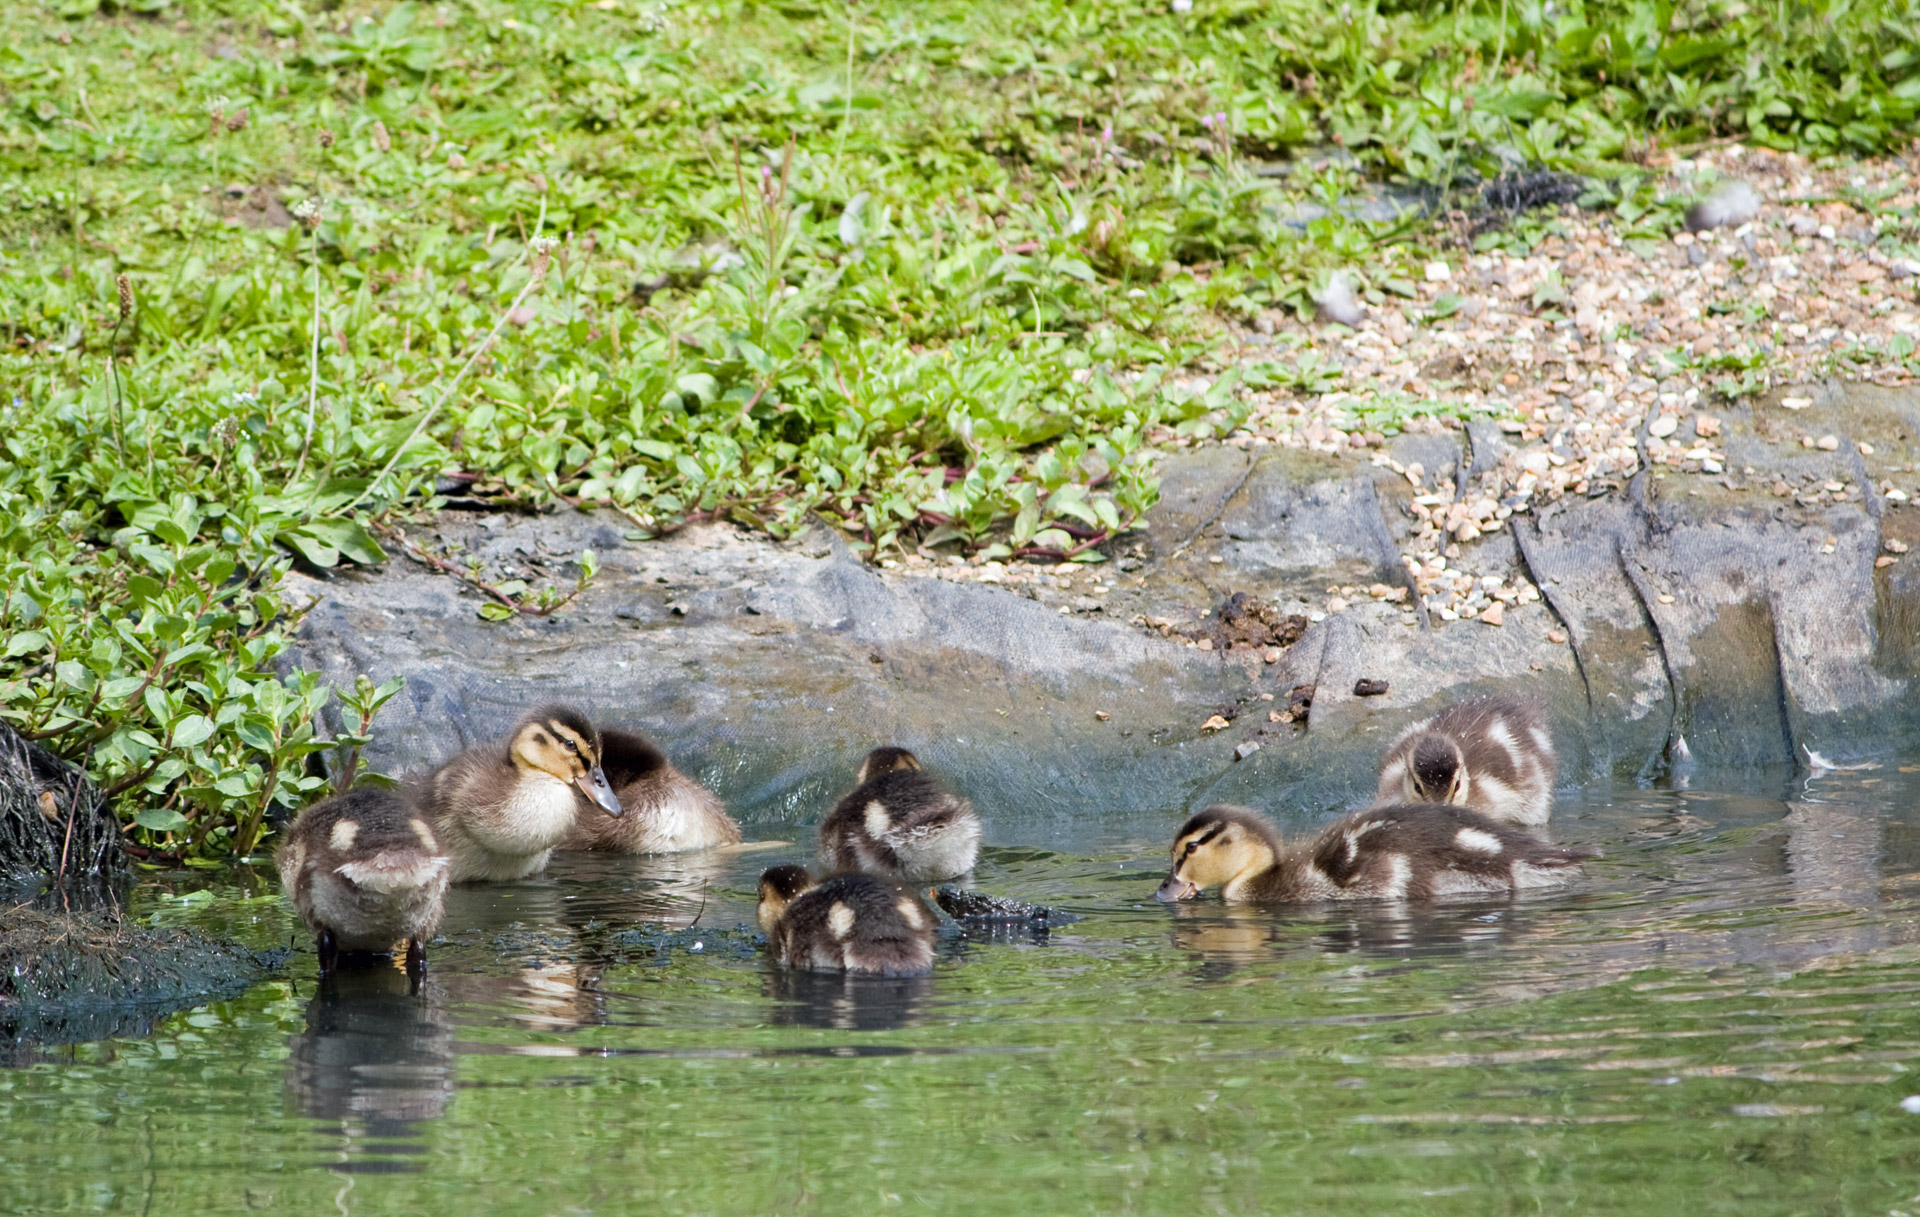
[1155,803,1585,904]
[416,705,623,883]
[1374,696,1558,828]
[757,864,937,977]
[561,726,739,854]
[819,747,981,882]
[276,787,450,974]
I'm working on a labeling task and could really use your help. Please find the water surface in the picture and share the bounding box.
[8,769,1920,1215]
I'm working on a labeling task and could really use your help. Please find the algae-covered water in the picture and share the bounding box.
[8,769,1920,1215]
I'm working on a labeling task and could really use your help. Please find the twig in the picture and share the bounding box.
[373,521,588,617]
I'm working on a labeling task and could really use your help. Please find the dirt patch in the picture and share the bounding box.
[0,904,285,1056]
[1193,591,1309,653]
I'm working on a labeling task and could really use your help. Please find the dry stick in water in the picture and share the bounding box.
[336,204,552,519]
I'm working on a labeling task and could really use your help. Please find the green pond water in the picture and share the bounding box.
[8,769,1920,1215]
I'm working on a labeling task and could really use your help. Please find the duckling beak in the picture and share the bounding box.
[1156,873,1199,902]
[579,767,622,816]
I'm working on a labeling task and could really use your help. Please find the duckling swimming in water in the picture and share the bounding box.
[1155,803,1585,904]
[757,864,937,977]
[819,747,981,882]
[276,787,450,976]
[1374,696,1558,828]
[417,705,622,883]
[560,726,739,854]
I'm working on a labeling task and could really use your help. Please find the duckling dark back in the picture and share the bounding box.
[1311,802,1585,898]
[820,764,979,881]
[286,788,443,875]
[769,873,936,977]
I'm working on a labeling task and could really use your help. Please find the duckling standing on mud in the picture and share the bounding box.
[417,705,622,883]
[1155,803,1586,905]
[819,747,981,882]
[1374,696,1558,828]
[757,864,937,977]
[276,788,450,976]
[561,726,740,854]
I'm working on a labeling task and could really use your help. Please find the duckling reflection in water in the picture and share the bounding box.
[757,864,937,977]
[416,705,623,883]
[561,726,740,854]
[276,788,449,978]
[285,965,455,1166]
[819,747,981,882]
[1156,803,1586,905]
[1374,696,1558,828]
[763,968,933,1032]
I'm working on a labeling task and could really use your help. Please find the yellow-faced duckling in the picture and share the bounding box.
[1155,803,1585,905]
[819,747,981,882]
[417,705,622,883]
[276,787,450,975]
[561,726,740,854]
[757,864,937,977]
[1374,696,1558,828]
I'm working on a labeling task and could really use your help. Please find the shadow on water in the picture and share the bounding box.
[285,966,455,1175]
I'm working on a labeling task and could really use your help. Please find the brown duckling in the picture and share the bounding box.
[1155,803,1586,905]
[1374,695,1558,828]
[560,726,740,854]
[819,747,981,882]
[756,864,937,977]
[416,705,622,883]
[276,787,450,975]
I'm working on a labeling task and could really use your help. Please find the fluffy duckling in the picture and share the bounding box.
[560,726,740,854]
[1155,803,1585,905]
[757,864,937,977]
[1374,696,1558,828]
[818,747,981,882]
[276,788,450,975]
[417,705,622,883]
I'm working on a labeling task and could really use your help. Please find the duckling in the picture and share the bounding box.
[818,747,981,882]
[757,864,937,977]
[1374,696,1558,828]
[276,787,450,976]
[1155,803,1586,905]
[560,726,740,854]
[416,705,622,883]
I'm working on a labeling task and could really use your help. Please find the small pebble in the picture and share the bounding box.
[1233,741,1261,761]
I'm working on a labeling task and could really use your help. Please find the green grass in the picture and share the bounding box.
[3,0,1916,859]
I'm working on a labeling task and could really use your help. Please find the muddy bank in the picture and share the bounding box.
[0,724,126,891]
[0,905,286,1061]
[282,383,1920,833]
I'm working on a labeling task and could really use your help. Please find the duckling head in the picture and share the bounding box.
[1156,805,1280,901]
[856,746,922,785]
[757,864,815,933]
[1405,733,1469,806]
[509,706,623,816]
